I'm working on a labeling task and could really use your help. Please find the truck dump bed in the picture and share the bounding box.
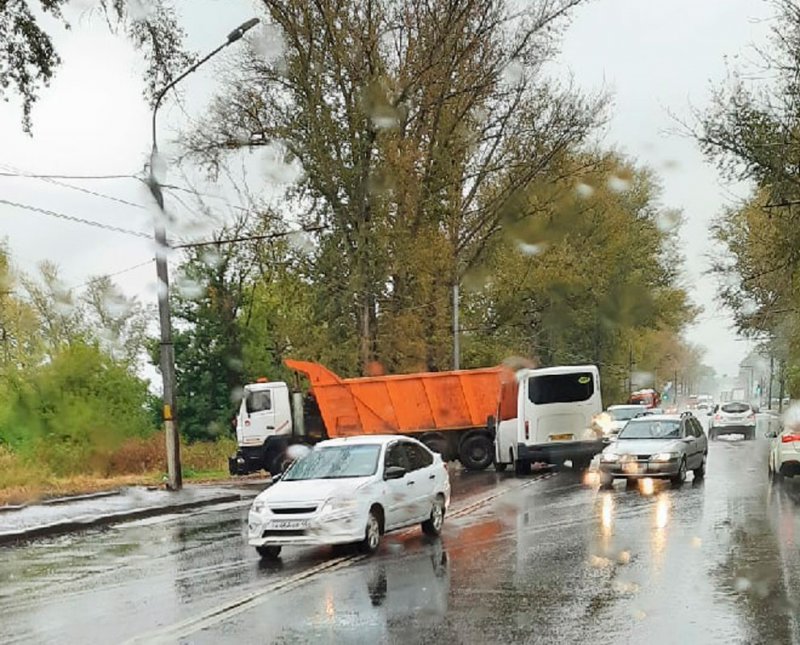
[284,360,517,438]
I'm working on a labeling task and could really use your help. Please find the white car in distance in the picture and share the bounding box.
[248,435,451,559]
[767,411,800,481]
[605,405,646,437]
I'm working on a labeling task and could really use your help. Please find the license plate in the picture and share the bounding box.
[268,519,309,530]
[551,433,574,441]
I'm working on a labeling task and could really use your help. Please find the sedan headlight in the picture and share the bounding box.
[320,498,359,514]
[252,500,267,514]
[651,452,679,462]
[601,452,620,462]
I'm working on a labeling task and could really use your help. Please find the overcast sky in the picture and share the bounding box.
[0,0,775,380]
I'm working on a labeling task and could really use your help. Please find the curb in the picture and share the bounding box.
[0,492,253,546]
[0,489,124,514]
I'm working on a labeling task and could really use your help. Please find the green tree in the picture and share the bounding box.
[187,0,603,373]
[1,0,193,132]
[697,0,800,393]
[459,153,696,403]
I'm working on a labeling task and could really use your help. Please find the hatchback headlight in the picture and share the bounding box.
[651,452,679,462]
[601,452,620,462]
[321,498,359,514]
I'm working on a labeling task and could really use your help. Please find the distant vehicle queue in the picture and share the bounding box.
[230,360,605,479]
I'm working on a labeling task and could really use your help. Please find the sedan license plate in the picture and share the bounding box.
[268,519,309,530]
[551,433,574,441]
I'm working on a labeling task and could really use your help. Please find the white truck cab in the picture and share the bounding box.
[230,380,294,475]
[495,365,604,475]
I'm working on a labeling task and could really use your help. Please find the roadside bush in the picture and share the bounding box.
[0,445,39,490]
[0,343,156,475]
[106,433,236,476]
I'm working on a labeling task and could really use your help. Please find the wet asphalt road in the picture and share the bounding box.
[3,429,800,644]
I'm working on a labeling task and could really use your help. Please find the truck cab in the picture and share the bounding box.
[229,381,293,475]
[495,365,604,475]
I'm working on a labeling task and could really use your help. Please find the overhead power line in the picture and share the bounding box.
[70,259,156,290]
[172,225,327,249]
[0,171,135,180]
[0,198,152,239]
[0,163,149,210]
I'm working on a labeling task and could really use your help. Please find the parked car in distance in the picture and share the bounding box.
[709,401,756,440]
[248,435,451,559]
[767,421,800,481]
[598,413,707,487]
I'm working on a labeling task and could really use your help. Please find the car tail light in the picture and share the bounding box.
[747,413,756,421]
[714,414,722,421]
[781,434,800,443]
[525,420,530,440]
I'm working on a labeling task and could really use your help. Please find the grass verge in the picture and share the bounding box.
[0,436,241,506]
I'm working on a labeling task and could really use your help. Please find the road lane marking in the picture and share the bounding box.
[124,470,558,642]
[123,554,365,645]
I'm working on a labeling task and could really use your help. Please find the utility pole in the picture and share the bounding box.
[768,353,774,410]
[452,283,460,370]
[627,345,633,393]
[779,360,786,414]
[147,17,259,491]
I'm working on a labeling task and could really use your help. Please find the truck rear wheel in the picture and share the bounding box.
[458,434,494,471]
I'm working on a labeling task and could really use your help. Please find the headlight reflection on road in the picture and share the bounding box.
[639,477,655,496]
[651,493,670,576]
[655,494,670,529]
[324,588,336,622]
[600,493,614,537]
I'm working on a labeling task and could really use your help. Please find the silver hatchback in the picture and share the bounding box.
[598,413,708,487]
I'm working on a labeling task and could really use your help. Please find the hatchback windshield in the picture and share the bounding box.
[618,419,681,440]
[282,445,381,480]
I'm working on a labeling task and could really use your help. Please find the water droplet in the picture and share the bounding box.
[656,210,681,232]
[518,242,546,256]
[617,550,631,564]
[175,275,205,299]
[741,300,758,316]
[589,554,612,568]
[150,151,168,185]
[251,22,286,63]
[575,183,594,199]
[127,0,156,21]
[607,175,631,193]
[156,279,168,300]
[734,577,752,592]
[502,60,525,85]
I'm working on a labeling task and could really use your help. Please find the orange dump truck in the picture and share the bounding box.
[229,360,518,475]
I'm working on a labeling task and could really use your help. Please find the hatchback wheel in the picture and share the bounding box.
[358,510,382,555]
[256,545,282,560]
[422,496,446,537]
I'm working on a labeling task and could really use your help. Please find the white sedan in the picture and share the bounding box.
[248,435,451,559]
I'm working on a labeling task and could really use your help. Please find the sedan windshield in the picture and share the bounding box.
[283,445,381,481]
[721,403,750,414]
[618,419,681,440]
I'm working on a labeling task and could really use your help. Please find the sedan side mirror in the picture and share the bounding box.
[384,465,407,480]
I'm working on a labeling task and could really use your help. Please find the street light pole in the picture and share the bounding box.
[147,17,260,491]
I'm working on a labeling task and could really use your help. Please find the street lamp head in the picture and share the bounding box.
[228,17,260,43]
